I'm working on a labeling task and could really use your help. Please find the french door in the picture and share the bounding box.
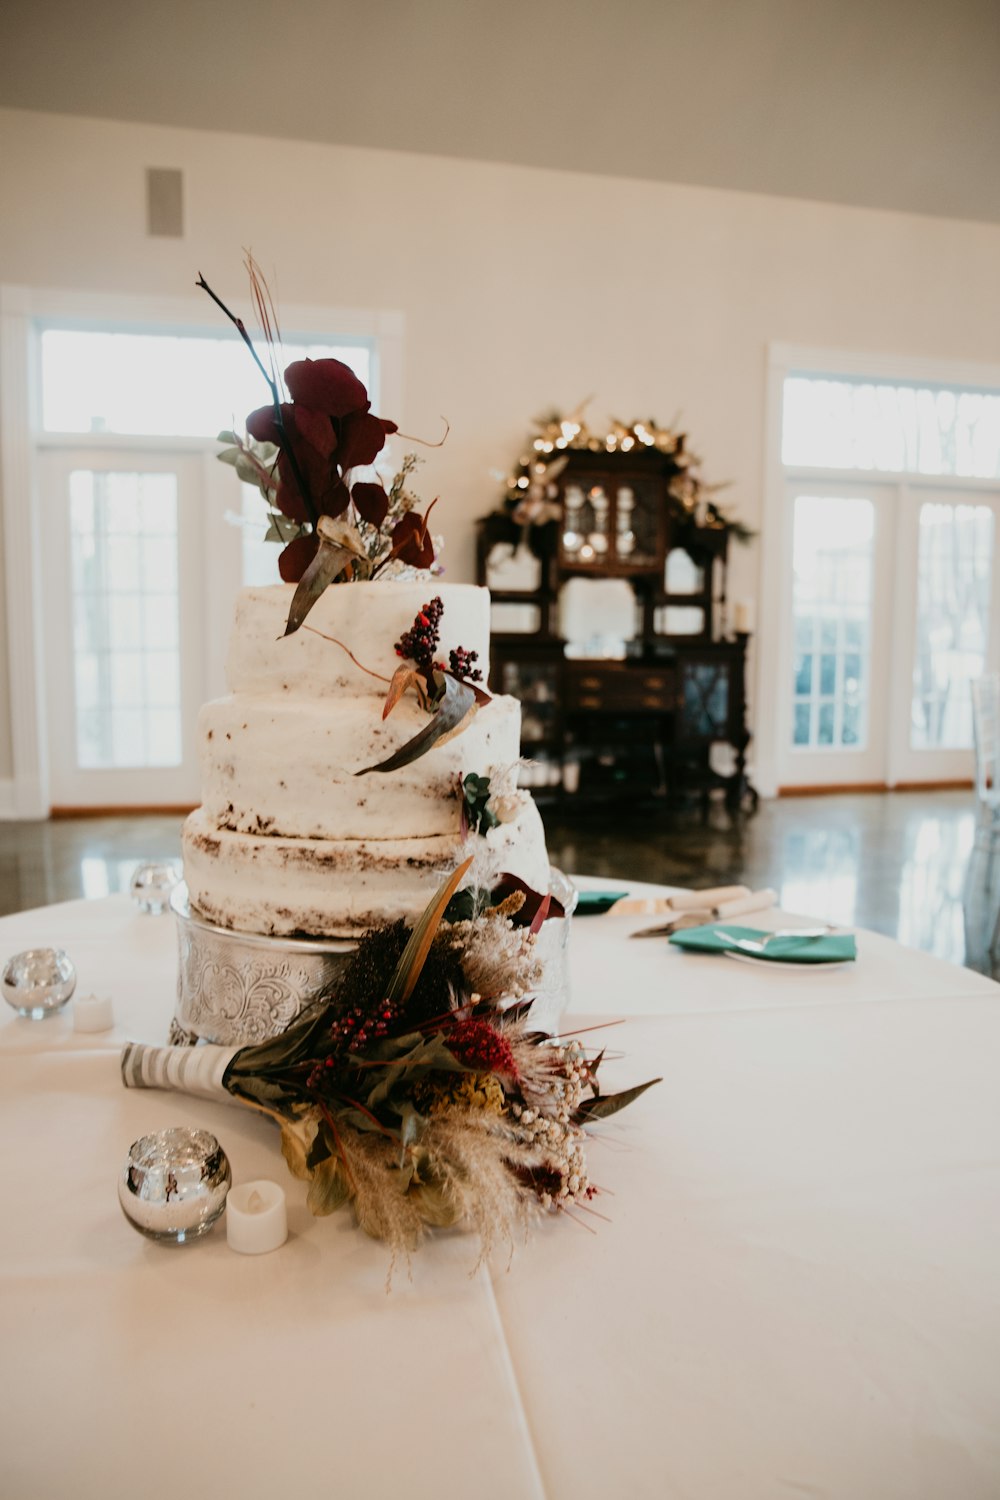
[778,478,1000,789]
[39,449,209,807]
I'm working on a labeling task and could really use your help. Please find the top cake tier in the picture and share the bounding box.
[226,582,491,698]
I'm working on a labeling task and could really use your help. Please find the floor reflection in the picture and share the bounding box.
[2,793,999,980]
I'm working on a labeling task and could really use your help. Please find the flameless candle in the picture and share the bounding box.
[74,993,114,1033]
[226,1180,287,1255]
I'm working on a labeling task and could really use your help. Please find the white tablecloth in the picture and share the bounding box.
[1,884,999,1499]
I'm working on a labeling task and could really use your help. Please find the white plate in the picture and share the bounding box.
[723,950,855,972]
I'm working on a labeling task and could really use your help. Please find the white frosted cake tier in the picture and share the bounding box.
[197,692,524,840]
[181,796,551,938]
[227,582,490,699]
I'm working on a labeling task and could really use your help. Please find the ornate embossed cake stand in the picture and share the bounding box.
[169,870,578,1046]
[169,884,356,1046]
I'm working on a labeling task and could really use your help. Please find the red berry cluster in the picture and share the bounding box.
[446,1018,519,1079]
[448,646,482,683]
[330,999,399,1052]
[395,597,443,675]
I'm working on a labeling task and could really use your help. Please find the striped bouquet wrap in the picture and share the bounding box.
[121,1040,241,1104]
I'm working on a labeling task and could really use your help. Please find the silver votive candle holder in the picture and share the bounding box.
[118,1128,231,1244]
[2,948,77,1020]
[129,862,180,915]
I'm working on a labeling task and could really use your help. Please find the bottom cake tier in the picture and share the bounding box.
[182,797,551,938]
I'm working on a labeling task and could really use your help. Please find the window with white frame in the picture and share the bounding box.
[38,323,376,781]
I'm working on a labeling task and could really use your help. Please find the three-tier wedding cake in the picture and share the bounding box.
[182,581,551,938]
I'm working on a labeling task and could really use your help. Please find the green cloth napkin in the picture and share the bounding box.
[575,891,629,915]
[669,923,857,964]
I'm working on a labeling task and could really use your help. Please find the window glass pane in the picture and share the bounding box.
[41,330,373,437]
[790,494,874,752]
[783,375,1000,478]
[240,481,283,587]
[68,469,183,769]
[910,502,993,750]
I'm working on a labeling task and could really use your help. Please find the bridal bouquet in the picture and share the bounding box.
[122,861,657,1269]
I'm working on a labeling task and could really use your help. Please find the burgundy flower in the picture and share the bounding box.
[278,531,320,582]
[337,410,398,471]
[284,357,369,418]
[446,1018,519,1080]
[351,481,389,527]
[492,873,563,931]
[390,509,435,569]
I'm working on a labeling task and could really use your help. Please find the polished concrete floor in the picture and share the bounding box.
[1,791,997,976]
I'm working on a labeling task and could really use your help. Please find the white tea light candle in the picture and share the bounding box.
[74,993,114,1033]
[227,1180,288,1255]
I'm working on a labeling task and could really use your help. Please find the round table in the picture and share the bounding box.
[1,883,999,1499]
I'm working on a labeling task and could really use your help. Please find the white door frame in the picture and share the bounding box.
[40,447,207,806]
[756,343,1000,798]
[776,476,898,790]
[887,483,1000,785]
[0,285,403,817]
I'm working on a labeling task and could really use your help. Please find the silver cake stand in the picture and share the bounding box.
[169,884,356,1046]
[169,870,578,1046]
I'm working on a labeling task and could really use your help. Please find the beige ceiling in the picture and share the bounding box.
[3,0,999,223]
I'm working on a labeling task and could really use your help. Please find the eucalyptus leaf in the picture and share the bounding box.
[365,1033,468,1111]
[573,1077,661,1124]
[217,446,241,467]
[224,1001,335,1080]
[356,674,476,775]
[283,516,370,637]
[235,452,270,487]
[217,429,239,445]
[281,1115,322,1181]
[307,1156,352,1216]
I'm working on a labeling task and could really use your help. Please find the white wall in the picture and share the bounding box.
[3,105,1000,787]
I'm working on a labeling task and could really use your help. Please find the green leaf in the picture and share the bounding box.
[217,446,241,466]
[280,1114,322,1181]
[356,673,476,775]
[234,452,270,487]
[283,516,370,637]
[573,1077,661,1124]
[217,429,239,445]
[307,1156,352,1216]
[224,1000,335,1080]
[364,1033,468,1111]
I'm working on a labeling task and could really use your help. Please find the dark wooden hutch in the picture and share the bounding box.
[476,448,755,808]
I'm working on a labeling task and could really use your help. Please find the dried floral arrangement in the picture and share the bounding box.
[122,861,658,1274]
[200,257,441,636]
[498,401,753,540]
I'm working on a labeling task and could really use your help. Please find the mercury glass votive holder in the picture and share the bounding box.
[118,1128,231,1244]
[129,862,180,915]
[2,948,77,1019]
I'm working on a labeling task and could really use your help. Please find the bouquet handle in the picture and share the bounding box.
[121,1041,240,1102]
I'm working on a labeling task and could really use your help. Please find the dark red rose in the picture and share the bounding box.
[337,411,398,471]
[351,481,389,527]
[291,404,337,460]
[390,510,435,569]
[246,403,284,444]
[277,531,319,582]
[284,357,369,417]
